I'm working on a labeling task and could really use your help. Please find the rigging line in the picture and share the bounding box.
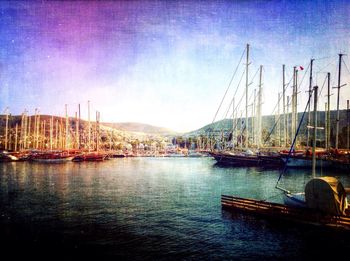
[315,55,336,61]
[211,47,246,124]
[297,62,310,91]
[219,69,246,121]
[276,87,313,184]
[215,69,247,133]
[249,67,260,86]
[317,74,328,101]
[315,59,337,75]
[342,59,350,75]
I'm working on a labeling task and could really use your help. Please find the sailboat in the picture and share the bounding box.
[277,85,349,213]
[221,86,350,229]
[210,44,284,168]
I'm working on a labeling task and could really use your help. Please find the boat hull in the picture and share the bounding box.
[210,152,284,168]
[281,156,332,168]
[31,156,74,163]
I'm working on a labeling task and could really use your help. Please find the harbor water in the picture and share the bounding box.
[1,157,350,259]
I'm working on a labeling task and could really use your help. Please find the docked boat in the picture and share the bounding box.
[210,150,284,168]
[30,151,74,163]
[0,151,19,162]
[72,152,107,162]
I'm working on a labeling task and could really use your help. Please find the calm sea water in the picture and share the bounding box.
[1,157,350,260]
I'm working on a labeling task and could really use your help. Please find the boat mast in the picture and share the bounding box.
[88,100,91,152]
[257,65,262,149]
[335,53,344,150]
[307,59,314,148]
[312,86,318,177]
[27,114,31,149]
[4,107,9,150]
[34,108,37,149]
[55,119,58,149]
[78,103,81,150]
[326,72,331,150]
[252,89,256,146]
[295,69,298,148]
[75,112,78,149]
[232,97,235,149]
[286,96,290,145]
[347,100,350,150]
[282,64,286,147]
[14,123,18,152]
[245,43,250,150]
[96,111,100,152]
[278,92,281,147]
[50,116,53,150]
[325,102,327,150]
[65,104,69,150]
[23,110,27,149]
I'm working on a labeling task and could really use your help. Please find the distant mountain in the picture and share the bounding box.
[101,122,178,136]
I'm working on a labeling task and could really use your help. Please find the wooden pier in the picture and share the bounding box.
[221,195,350,230]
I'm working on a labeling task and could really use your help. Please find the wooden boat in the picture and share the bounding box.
[0,151,18,162]
[210,151,284,168]
[72,152,107,162]
[30,152,74,163]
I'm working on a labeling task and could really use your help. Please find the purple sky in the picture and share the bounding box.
[1,0,349,132]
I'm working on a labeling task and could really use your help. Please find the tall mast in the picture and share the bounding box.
[278,92,281,147]
[335,53,344,150]
[55,119,58,149]
[65,104,69,150]
[245,43,250,149]
[96,111,100,152]
[88,100,91,152]
[23,110,27,149]
[252,88,256,146]
[34,109,37,149]
[327,72,331,150]
[347,100,350,150]
[36,114,40,149]
[307,59,314,148]
[28,115,31,149]
[325,102,328,150]
[4,107,9,150]
[75,112,78,149]
[312,86,318,177]
[14,123,18,152]
[295,69,298,147]
[257,65,262,149]
[287,96,290,145]
[43,120,46,149]
[291,67,296,143]
[50,116,53,150]
[282,64,286,147]
[78,104,81,150]
[232,97,235,149]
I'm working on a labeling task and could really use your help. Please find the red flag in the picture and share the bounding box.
[299,66,304,70]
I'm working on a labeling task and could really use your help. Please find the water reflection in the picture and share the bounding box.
[0,158,349,259]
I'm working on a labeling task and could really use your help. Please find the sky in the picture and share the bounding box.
[0,0,349,132]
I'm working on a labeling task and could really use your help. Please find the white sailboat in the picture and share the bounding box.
[277,86,349,215]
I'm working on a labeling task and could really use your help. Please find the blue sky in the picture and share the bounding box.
[0,0,349,132]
